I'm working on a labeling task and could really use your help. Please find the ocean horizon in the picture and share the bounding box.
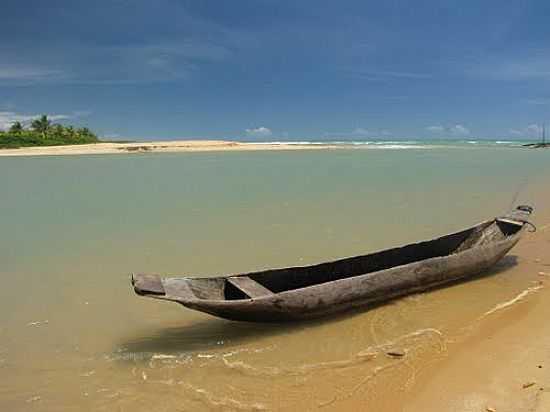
[237,138,534,148]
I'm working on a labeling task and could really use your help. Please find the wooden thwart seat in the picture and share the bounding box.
[227,276,273,298]
[497,217,524,227]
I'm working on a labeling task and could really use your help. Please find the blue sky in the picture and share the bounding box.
[1,0,550,141]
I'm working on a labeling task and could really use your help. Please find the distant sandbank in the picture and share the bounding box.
[0,140,337,157]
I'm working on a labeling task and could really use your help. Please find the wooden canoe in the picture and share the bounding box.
[131,205,534,322]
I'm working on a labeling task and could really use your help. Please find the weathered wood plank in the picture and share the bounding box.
[132,273,165,295]
[497,217,524,226]
[227,276,273,298]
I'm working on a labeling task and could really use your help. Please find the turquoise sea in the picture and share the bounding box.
[240,138,533,148]
[1,144,549,411]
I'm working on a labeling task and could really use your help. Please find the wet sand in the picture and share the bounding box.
[400,199,550,412]
[318,187,550,411]
[310,190,550,412]
[254,173,549,412]
[0,140,335,156]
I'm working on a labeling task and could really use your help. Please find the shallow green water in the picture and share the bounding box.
[1,147,549,411]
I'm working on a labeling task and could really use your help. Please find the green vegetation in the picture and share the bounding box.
[0,115,100,149]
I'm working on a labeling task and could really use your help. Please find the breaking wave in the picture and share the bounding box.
[244,140,525,149]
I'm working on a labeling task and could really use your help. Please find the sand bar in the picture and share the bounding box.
[0,140,337,157]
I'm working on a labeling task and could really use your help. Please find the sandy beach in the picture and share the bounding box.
[0,140,336,156]
[0,140,545,157]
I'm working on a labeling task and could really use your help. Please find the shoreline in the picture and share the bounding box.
[0,140,338,157]
[315,181,550,411]
[400,192,550,412]
[0,139,543,157]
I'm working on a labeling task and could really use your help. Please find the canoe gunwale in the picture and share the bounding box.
[178,230,522,321]
[197,225,522,303]
[151,218,525,305]
[132,207,532,321]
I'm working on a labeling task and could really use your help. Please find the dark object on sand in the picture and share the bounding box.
[522,143,550,148]
[132,206,533,322]
[523,123,548,147]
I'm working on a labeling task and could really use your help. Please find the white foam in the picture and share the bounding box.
[182,382,267,410]
[27,320,49,327]
[373,140,418,145]
[251,141,325,145]
[151,354,177,360]
[247,140,426,148]
[482,285,543,317]
[368,144,432,150]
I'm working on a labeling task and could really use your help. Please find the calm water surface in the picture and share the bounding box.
[1,147,549,411]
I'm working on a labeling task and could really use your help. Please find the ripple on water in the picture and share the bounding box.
[481,284,544,318]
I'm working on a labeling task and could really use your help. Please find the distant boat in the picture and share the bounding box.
[523,123,550,148]
[132,206,533,322]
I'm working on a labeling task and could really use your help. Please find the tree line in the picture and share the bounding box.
[1,115,100,148]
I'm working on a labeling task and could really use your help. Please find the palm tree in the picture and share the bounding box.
[76,127,98,141]
[9,121,24,134]
[77,127,91,137]
[65,126,75,138]
[31,115,51,138]
[51,124,65,137]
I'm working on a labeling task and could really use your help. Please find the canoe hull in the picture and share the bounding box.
[176,232,520,322]
[132,206,532,322]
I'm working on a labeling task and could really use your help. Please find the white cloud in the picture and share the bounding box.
[426,124,470,136]
[0,102,15,110]
[467,51,550,81]
[450,124,470,135]
[49,114,71,122]
[324,128,391,138]
[348,69,432,81]
[526,124,542,135]
[0,65,66,81]
[72,110,92,117]
[245,126,272,137]
[426,125,444,133]
[351,128,371,136]
[509,124,542,137]
[372,71,432,79]
[0,111,88,131]
[138,42,231,62]
[0,112,35,130]
[0,39,233,85]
